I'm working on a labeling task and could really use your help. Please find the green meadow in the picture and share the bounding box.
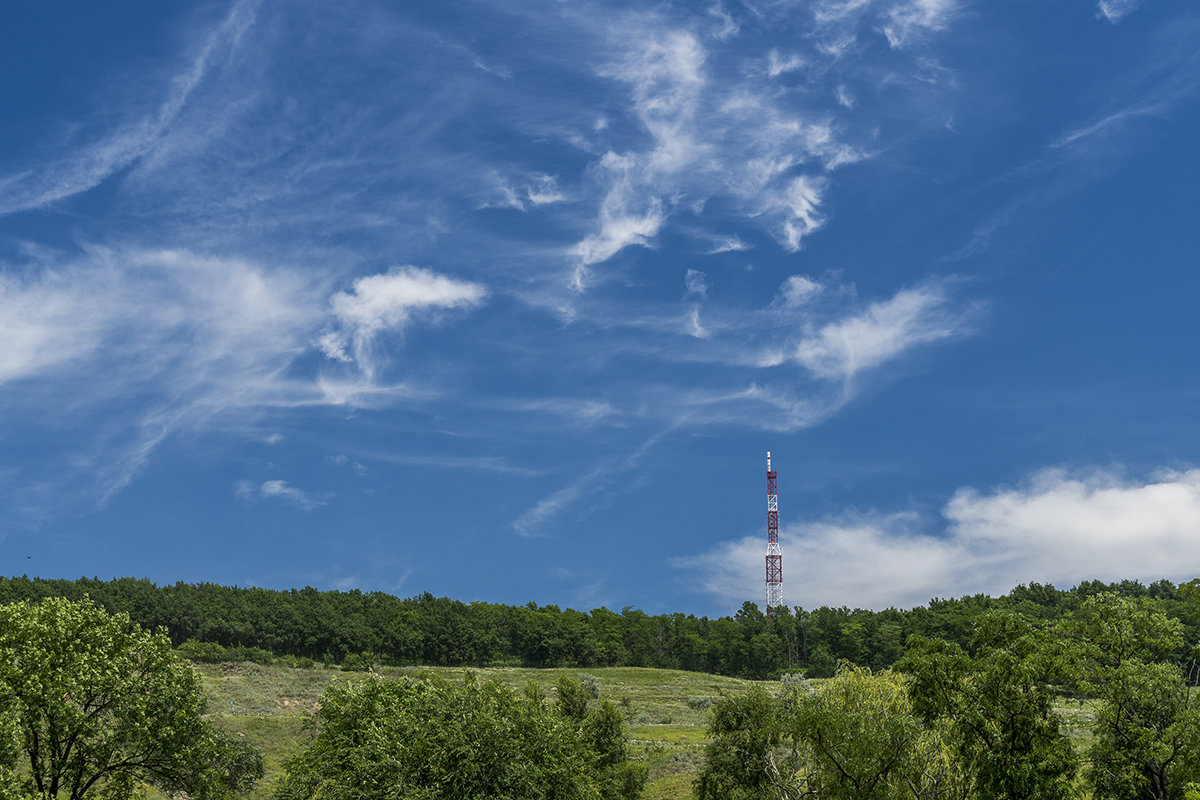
[152,661,1106,800]
[152,662,755,800]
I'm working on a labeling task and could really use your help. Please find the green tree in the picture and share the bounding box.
[581,700,647,800]
[557,674,593,721]
[784,664,966,800]
[0,596,259,800]
[277,673,641,800]
[899,611,1077,800]
[1064,593,1200,800]
[696,686,782,800]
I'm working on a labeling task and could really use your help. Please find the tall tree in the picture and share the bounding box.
[1064,593,1200,800]
[696,686,783,800]
[784,664,967,800]
[899,611,1078,800]
[0,596,259,800]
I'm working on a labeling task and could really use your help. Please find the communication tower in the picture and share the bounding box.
[765,451,784,615]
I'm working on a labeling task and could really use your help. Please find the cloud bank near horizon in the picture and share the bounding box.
[676,468,1200,611]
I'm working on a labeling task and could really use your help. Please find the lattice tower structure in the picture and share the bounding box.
[765,451,784,615]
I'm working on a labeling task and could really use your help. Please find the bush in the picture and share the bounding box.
[578,673,601,698]
[226,645,274,664]
[341,651,377,672]
[177,639,229,663]
[278,654,316,669]
[278,675,644,800]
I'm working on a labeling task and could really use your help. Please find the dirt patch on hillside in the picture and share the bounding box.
[276,695,320,712]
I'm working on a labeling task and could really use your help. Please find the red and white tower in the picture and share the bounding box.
[765,451,784,615]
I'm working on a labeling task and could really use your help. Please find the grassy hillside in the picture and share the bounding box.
[155,660,1104,800]
[163,662,762,800]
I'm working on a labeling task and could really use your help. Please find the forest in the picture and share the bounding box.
[1,575,1197,679]
[6,579,1200,799]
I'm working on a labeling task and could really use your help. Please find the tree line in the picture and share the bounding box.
[2,575,1199,679]
[6,587,1200,798]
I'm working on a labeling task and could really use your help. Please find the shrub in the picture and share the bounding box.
[177,639,229,663]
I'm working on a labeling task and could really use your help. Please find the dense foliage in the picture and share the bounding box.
[699,594,1200,800]
[0,597,262,800]
[275,674,644,800]
[1,576,1198,679]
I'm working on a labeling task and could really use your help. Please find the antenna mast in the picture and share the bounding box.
[765,451,784,615]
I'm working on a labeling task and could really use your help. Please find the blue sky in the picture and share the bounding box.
[2,0,1199,616]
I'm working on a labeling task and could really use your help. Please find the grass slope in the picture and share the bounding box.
[153,661,1101,800]
[158,662,761,800]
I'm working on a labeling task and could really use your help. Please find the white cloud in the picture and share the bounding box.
[770,175,828,251]
[816,34,859,59]
[707,4,741,39]
[570,181,665,286]
[513,470,601,538]
[480,176,526,210]
[512,431,669,538]
[777,275,823,307]
[1097,0,1142,23]
[0,248,320,390]
[685,271,711,337]
[527,174,567,206]
[0,249,487,510]
[320,266,486,378]
[0,248,324,502]
[1050,106,1155,150]
[570,30,706,282]
[564,3,947,287]
[0,0,259,217]
[482,173,567,211]
[674,513,954,611]
[676,468,1200,611]
[614,31,708,175]
[793,285,959,380]
[504,397,620,428]
[945,469,1200,583]
[767,49,806,78]
[813,0,875,25]
[238,479,326,510]
[704,235,752,254]
[882,0,957,48]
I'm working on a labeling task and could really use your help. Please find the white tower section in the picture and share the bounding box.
[765,451,784,614]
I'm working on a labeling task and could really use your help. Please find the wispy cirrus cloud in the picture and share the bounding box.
[507,279,970,536]
[792,285,963,381]
[0,0,260,217]
[562,2,937,287]
[1097,0,1143,24]
[810,0,958,48]
[1050,105,1161,150]
[703,235,752,254]
[480,172,568,211]
[676,467,1200,611]
[0,0,976,540]
[0,247,485,513]
[513,467,607,538]
[512,430,670,538]
[350,450,543,477]
[237,479,326,510]
[882,0,958,48]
